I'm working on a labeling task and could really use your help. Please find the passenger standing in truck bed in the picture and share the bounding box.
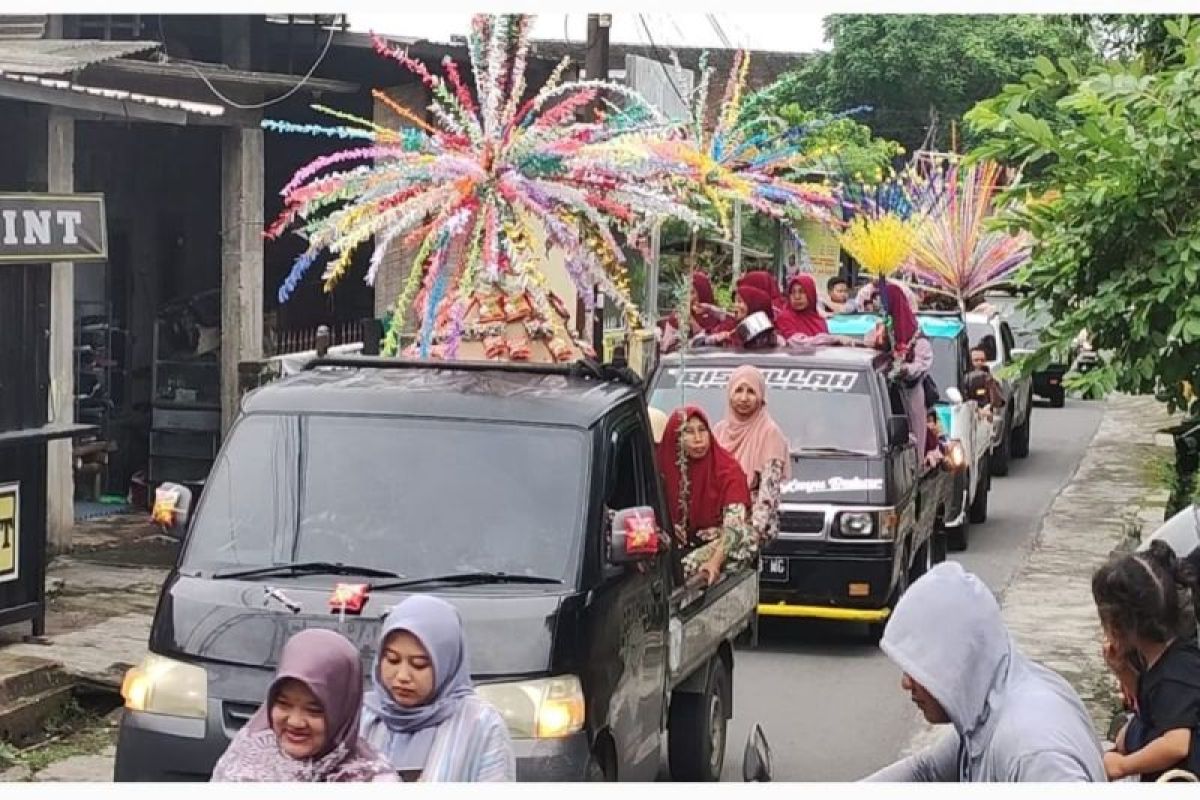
[657,406,755,586]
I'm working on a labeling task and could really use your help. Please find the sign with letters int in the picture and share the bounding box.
[0,194,107,264]
[0,482,17,584]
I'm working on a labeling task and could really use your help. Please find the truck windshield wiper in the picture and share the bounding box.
[211,561,404,581]
[370,571,563,591]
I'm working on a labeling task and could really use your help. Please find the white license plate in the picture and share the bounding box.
[759,556,789,582]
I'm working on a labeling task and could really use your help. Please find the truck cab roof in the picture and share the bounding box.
[657,343,893,372]
[240,357,643,429]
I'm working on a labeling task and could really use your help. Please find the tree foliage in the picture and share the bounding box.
[771,15,1096,153]
[966,18,1200,414]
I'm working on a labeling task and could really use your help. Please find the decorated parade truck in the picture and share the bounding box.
[649,343,951,640]
[114,356,757,783]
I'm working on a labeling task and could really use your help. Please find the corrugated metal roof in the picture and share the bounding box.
[0,71,224,117]
[0,39,159,75]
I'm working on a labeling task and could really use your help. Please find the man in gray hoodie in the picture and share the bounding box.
[864,562,1106,781]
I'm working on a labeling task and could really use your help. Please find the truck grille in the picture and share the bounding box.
[779,509,825,534]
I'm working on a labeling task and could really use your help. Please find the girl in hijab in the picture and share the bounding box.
[699,285,779,349]
[656,406,754,586]
[658,271,735,352]
[775,274,829,341]
[868,281,934,457]
[737,270,785,314]
[714,366,792,546]
[212,629,397,782]
[361,594,516,782]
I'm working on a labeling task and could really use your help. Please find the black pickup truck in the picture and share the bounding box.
[648,344,950,640]
[113,358,757,782]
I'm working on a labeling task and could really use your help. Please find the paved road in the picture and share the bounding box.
[719,398,1105,781]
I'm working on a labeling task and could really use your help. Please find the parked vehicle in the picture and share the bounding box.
[965,309,1033,475]
[828,313,993,553]
[114,357,757,783]
[649,343,951,640]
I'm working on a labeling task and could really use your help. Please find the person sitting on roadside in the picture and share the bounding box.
[1092,542,1200,782]
[212,629,397,782]
[821,276,851,315]
[775,274,830,342]
[656,406,755,588]
[361,595,516,782]
[714,365,791,547]
[863,562,1106,782]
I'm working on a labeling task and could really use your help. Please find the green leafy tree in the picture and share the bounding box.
[966,18,1200,414]
[774,15,1096,153]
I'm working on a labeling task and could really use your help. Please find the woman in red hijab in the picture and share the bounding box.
[658,271,735,351]
[868,281,935,459]
[693,284,778,349]
[737,270,785,314]
[655,406,754,587]
[775,274,829,341]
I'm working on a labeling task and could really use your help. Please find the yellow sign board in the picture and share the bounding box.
[795,219,843,297]
[0,483,17,584]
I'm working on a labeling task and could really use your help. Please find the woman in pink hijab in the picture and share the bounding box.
[714,365,792,546]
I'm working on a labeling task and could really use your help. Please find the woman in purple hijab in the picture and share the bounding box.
[361,594,516,781]
[211,628,397,782]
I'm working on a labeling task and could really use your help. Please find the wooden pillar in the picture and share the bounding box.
[43,108,75,553]
[220,127,264,433]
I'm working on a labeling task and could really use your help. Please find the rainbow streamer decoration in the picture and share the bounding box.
[263,14,706,355]
[585,50,837,237]
[905,160,1032,303]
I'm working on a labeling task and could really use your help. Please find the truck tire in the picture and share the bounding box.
[870,550,911,642]
[990,413,1012,477]
[908,538,933,584]
[1050,387,1066,408]
[932,529,948,564]
[947,519,969,552]
[1012,404,1031,459]
[968,459,990,524]
[668,658,729,782]
[585,742,616,782]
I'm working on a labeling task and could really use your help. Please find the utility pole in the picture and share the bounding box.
[585,13,610,358]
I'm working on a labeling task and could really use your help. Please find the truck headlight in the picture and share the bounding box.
[121,654,207,719]
[947,439,967,471]
[837,512,875,537]
[475,675,585,739]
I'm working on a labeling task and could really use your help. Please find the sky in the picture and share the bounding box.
[350,13,832,55]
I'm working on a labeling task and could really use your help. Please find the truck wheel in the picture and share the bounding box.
[668,658,729,782]
[869,551,910,643]
[908,538,933,584]
[585,744,616,781]
[947,518,969,552]
[1012,406,1031,459]
[932,529,948,564]
[969,459,990,524]
[990,415,1011,477]
[1050,387,1066,408]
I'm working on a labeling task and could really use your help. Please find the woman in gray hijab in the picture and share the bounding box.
[361,594,516,781]
[211,628,396,782]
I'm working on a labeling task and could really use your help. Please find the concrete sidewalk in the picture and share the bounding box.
[903,393,1178,756]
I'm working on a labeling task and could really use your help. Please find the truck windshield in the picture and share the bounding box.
[651,365,880,455]
[181,414,588,585]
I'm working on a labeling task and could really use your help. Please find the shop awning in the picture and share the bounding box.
[0,39,160,75]
[0,70,224,125]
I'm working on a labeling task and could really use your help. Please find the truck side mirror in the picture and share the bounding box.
[886,415,910,448]
[608,507,663,565]
[945,387,964,405]
[742,724,773,782]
